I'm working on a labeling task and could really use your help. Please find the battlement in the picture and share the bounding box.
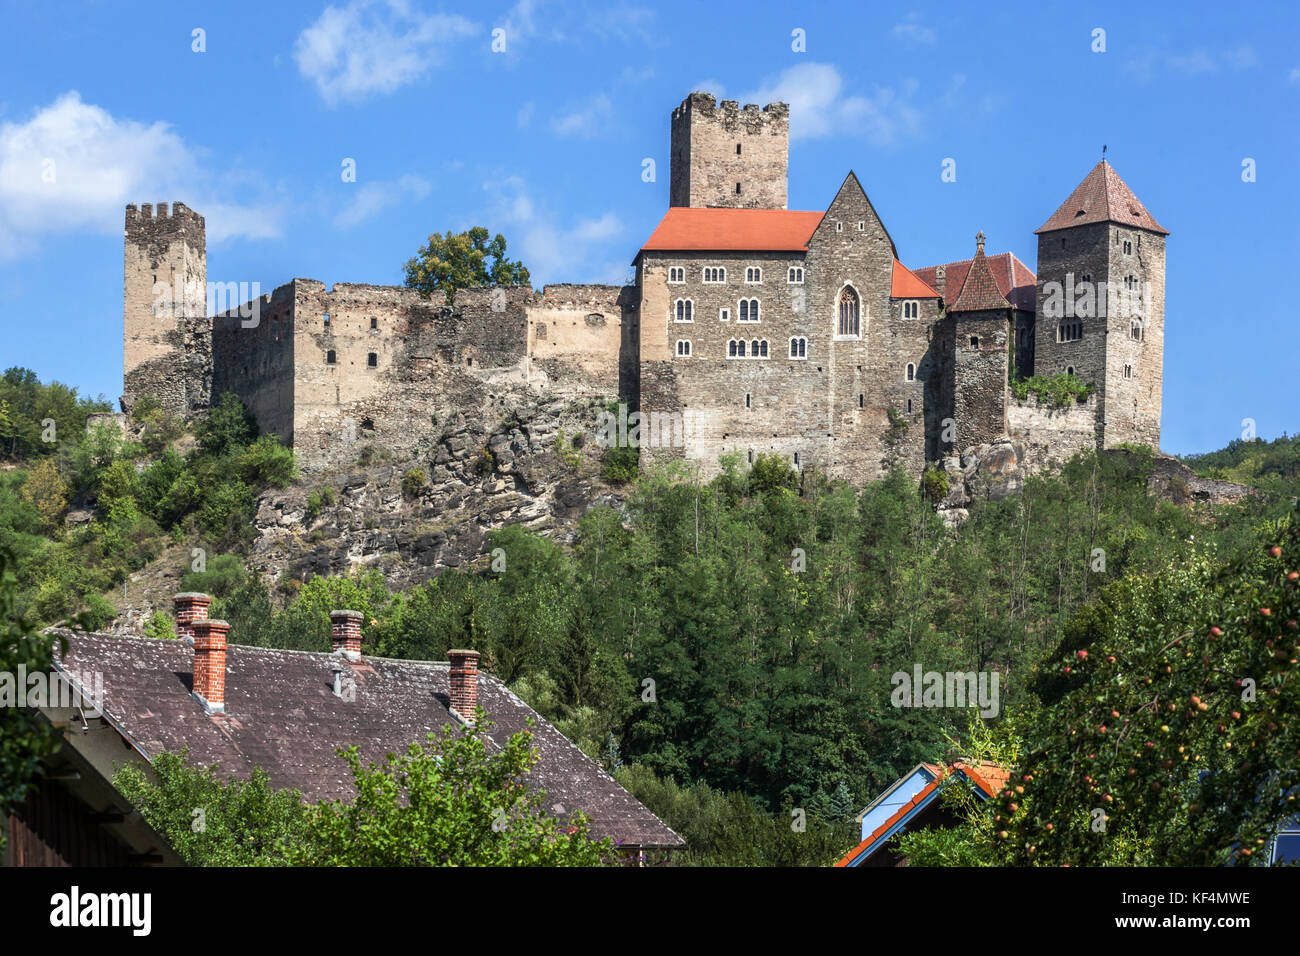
[672,92,789,127]
[124,201,206,248]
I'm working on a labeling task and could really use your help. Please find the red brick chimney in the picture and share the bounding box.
[191,618,229,714]
[448,649,480,723]
[173,592,211,645]
[330,610,363,660]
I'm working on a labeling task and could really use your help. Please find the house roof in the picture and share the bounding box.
[947,242,1013,313]
[891,259,941,299]
[1034,160,1168,236]
[52,631,683,849]
[639,207,824,254]
[912,251,1036,312]
[835,761,1008,867]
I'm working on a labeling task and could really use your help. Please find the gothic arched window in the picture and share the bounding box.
[837,287,860,337]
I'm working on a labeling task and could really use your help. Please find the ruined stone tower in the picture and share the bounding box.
[669,92,789,209]
[1033,161,1167,449]
[123,202,210,416]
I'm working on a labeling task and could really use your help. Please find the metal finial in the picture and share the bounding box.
[976,231,986,255]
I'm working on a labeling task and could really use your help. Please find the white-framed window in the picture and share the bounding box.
[836,286,861,338]
[906,363,916,381]
[788,267,804,284]
[857,221,865,231]
[738,298,760,323]
[789,337,807,359]
[667,266,685,283]
[703,267,726,283]
[727,339,768,359]
[835,221,843,233]
[902,300,920,319]
[745,267,762,284]
[674,299,694,323]
[1131,319,1144,341]
[1065,365,1076,376]
[719,307,730,322]
[676,339,692,357]
[1057,319,1083,342]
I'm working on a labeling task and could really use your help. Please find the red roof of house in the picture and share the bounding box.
[1035,160,1168,236]
[912,251,1036,312]
[891,259,941,299]
[639,208,824,253]
[947,244,1012,313]
[834,761,1009,867]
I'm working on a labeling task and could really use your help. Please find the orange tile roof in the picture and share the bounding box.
[891,259,941,299]
[1035,160,1168,236]
[639,207,824,253]
[948,246,1012,313]
[834,760,1009,867]
[912,251,1036,312]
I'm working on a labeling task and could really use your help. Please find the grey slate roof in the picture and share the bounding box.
[53,631,682,849]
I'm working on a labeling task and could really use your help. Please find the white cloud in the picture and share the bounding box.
[742,63,923,145]
[0,92,279,257]
[482,174,624,283]
[1126,43,1259,79]
[892,13,935,45]
[295,0,476,106]
[517,101,536,128]
[551,93,614,138]
[334,174,430,229]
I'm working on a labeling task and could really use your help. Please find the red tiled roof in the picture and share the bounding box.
[891,259,941,299]
[639,208,824,253]
[912,251,1036,312]
[1035,160,1168,236]
[948,245,1012,313]
[834,760,1008,867]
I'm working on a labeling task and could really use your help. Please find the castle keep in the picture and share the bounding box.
[122,92,1167,480]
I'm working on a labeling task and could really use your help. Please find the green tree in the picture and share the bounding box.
[403,227,530,303]
[287,720,611,866]
[113,751,307,866]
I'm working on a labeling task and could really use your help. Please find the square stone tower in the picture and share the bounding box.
[123,202,210,417]
[669,92,789,209]
[1033,161,1167,449]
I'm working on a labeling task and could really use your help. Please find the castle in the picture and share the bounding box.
[122,91,1167,480]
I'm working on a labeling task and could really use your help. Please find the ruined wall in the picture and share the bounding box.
[123,202,209,416]
[211,282,297,444]
[1007,393,1100,471]
[525,284,635,402]
[669,93,789,209]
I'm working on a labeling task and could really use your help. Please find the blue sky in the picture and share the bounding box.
[0,0,1296,455]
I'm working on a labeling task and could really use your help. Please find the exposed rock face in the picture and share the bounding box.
[1148,454,1258,506]
[248,395,627,592]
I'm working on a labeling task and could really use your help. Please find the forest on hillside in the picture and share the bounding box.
[3,367,1298,865]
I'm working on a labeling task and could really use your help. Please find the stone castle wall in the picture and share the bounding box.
[670,93,789,209]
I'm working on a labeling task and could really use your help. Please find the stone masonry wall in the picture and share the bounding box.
[670,93,789,209]
[1007,393,1100,471]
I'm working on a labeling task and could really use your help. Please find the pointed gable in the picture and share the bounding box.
[1035,160,1168,236]
[811,171,898,260]
[948,232,1011,313]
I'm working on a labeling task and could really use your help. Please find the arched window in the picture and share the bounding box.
[1066,365,1076,376]
[674,299,693,322]
[676,340,691,357]
[758,340,768,358]
[728,340,738,358]
[751,339,760,357]
[326,350,336,364]
[739,298,760,322]
[1130,319,1143,341]
[837,287,860,337]
[903,300,919,319]
[906,363,915,381]
[789,337,807,359]
[737,340,746,357]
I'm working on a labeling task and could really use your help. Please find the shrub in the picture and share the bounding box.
[236,436,297,488]
[555,430,581,470]
[401,468,427,499]
[922,467,950,502]
[198,393,257,457]
[144,609,177,640]
[600,445,639,485]
[305,486,335,522]
[78,592,116,631]
[749,452,798,495]
[182,554,248,599]
[1010,373,1096,409]
[475,448,495,476]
